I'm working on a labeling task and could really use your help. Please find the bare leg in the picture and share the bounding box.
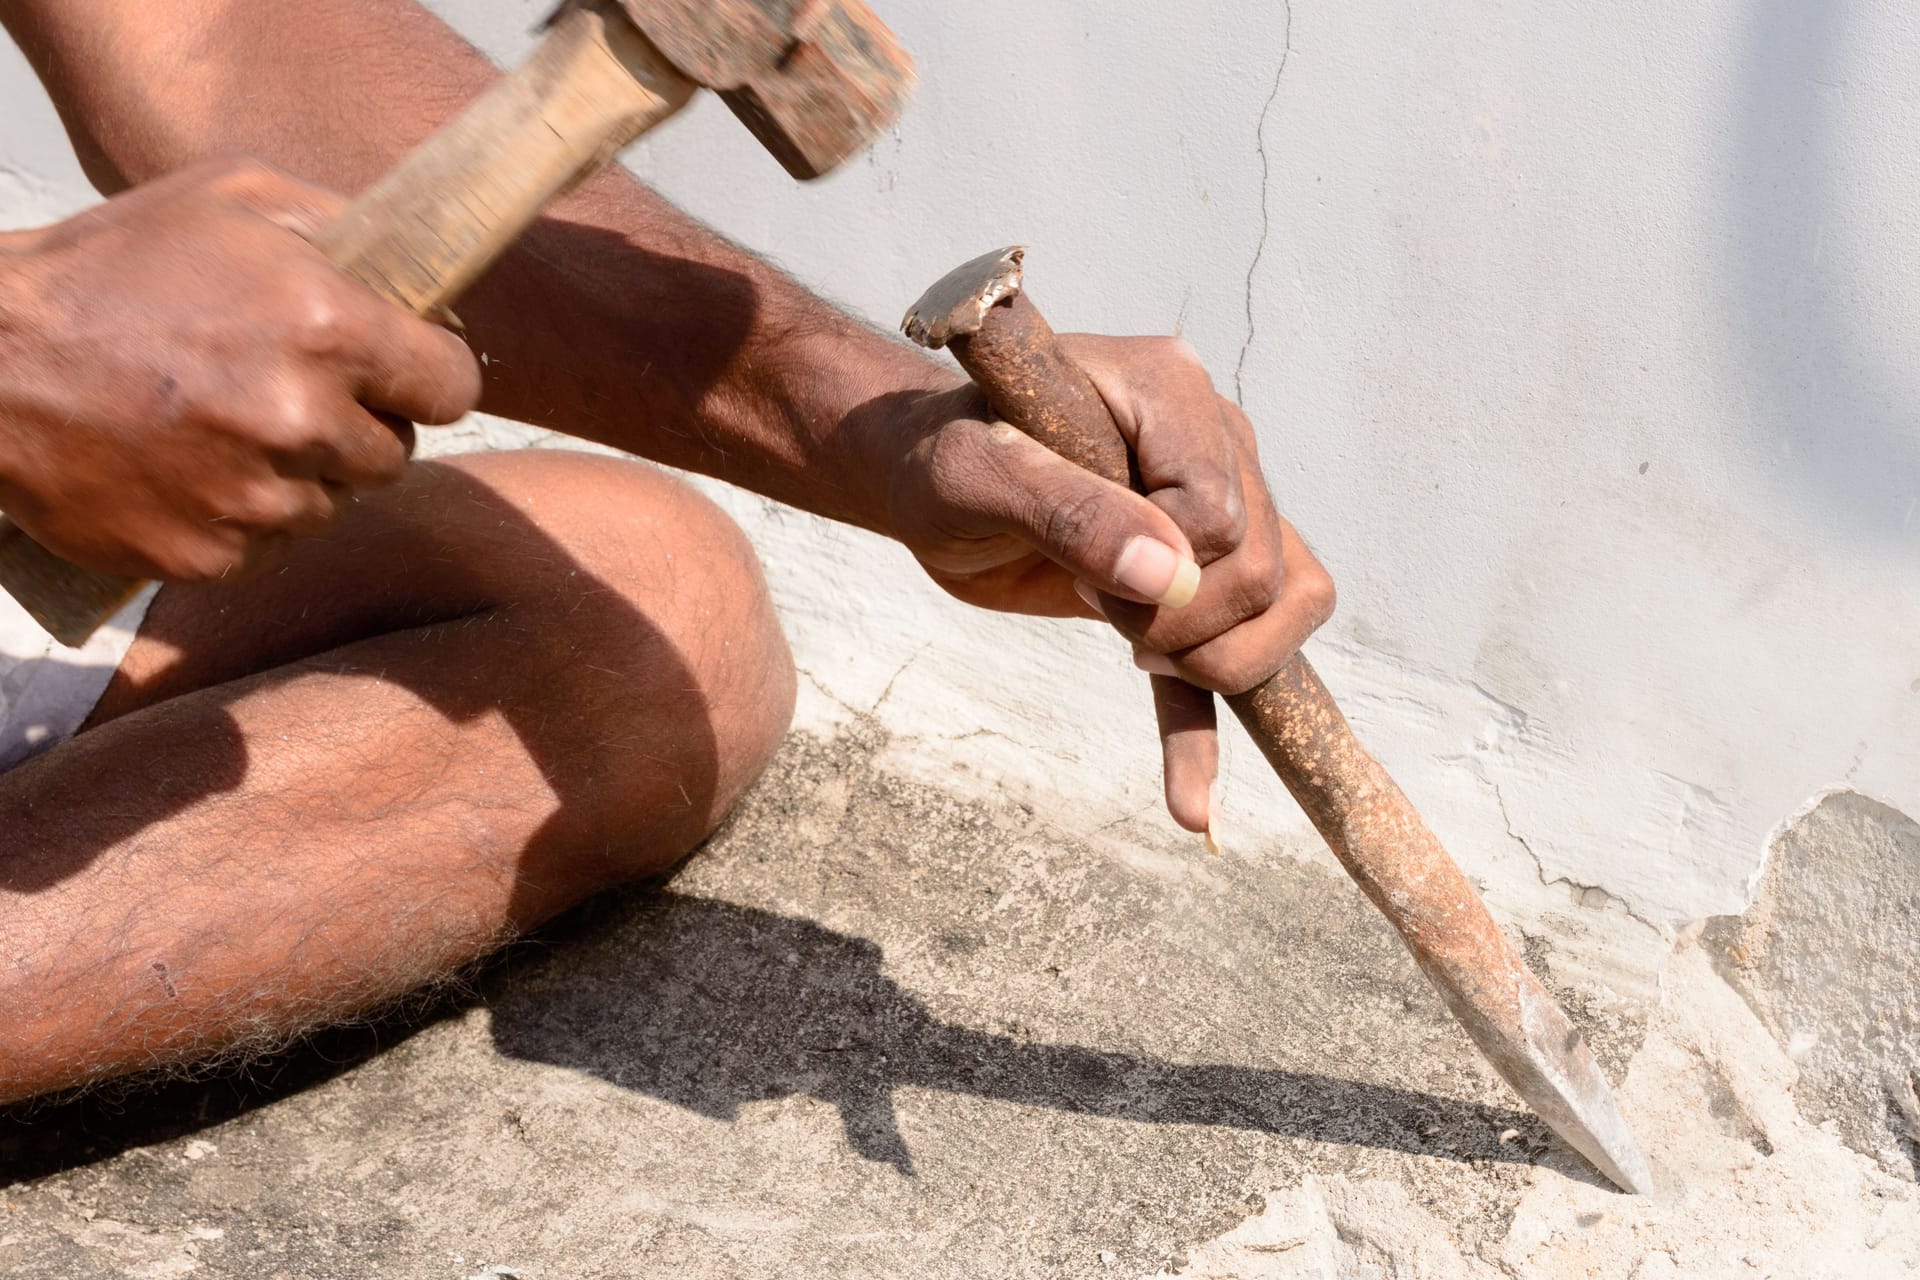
[0,450,794,1102]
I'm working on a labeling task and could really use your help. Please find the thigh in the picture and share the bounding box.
[0,455,795,1099]
[87,448,771,727]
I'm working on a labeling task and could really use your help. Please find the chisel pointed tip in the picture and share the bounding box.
[1432,961,1659,1194]
[1497,979,1658,1195]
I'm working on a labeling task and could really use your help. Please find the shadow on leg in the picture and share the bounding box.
[0,448,795,1104]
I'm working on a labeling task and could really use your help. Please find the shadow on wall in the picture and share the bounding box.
[1731,0,1920,546]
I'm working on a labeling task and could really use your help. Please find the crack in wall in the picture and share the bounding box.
[1491,778,1664,935]
[933,725,1084,768]
[1233,1,1292,405]
[799,668,860,719]
[1086,799,1162,840]
[869,642,933,713]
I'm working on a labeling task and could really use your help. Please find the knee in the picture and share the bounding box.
[576,462,795,853]
[449,450,794,866]
[656,483,797,830]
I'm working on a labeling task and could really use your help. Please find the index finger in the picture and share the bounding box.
[338,290,484,426]
[222,162,483,426]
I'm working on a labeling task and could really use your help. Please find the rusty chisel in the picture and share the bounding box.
[902,245,1655,1195]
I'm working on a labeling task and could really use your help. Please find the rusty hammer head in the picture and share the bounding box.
[598,0,915,179]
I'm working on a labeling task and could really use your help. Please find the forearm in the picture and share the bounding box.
[0,0,948,531]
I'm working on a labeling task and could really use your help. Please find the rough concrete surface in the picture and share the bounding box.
[1,725,1915,1278]
[1704,792,1920,1181]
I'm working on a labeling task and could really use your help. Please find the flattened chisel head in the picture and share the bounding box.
[901,244,1025,348]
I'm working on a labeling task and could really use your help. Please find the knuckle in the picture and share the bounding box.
[1037,487,1112,559]
[230,477,297,527]
[280,281,361,361]
[1250,538,1283,588]
[1221,398,1260,440]
[1232,540,1283,611]
[1298,564,1338,628]
[259,385,327,448]
[1182,470,1247,554]
[1146,334,1206,370]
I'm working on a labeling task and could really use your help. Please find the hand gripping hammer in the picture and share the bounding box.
[0,0,914,645]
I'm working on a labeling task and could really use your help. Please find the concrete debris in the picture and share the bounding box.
[1145,1176,1491,1280]
[1170,791,1920,1279]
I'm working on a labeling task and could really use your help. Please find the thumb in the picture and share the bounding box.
[974,421,1201,607]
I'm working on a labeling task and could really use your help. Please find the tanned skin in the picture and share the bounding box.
[0,158,480,580]
[0,0,1334,1101]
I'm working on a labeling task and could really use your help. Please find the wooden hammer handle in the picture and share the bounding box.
[0,0,692,646]
[944,288,1535,1039]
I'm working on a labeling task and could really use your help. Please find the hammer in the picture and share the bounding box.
[903,247,1656,1196]
[0,0,913,645]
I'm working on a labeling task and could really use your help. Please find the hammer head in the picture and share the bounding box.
[610,0,915,179]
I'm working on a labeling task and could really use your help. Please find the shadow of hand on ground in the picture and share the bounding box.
[490,888,1542,1176]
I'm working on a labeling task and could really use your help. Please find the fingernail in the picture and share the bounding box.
[1072,579,1106,617]
[1133,650,1179,677]
[1114,536,1201,607]
[1204,780,1224,856]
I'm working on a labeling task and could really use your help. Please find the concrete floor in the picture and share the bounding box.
[0,721,1912,1278]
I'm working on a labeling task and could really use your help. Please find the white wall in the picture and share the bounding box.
[4,2,1914,977]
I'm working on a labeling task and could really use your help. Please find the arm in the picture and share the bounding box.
[0,0,1335,831]
[0,0,943,531]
